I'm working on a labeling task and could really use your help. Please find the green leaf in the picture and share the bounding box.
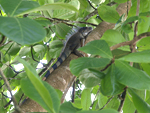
[18,58,55,113]
[122,16,138,33]
[72,98,82,109]
[129,88,150,113]
[78,40,112,59]
[0,0,39,16]
[0,17,46,45]
[140,11,150,17]
[21,78,60,113]
[115,60,150,90]
[123,93,136,113]
[52,0,79,19]
[128,0,137,17]
[81,89,91,110]
[141,63,150,76]
[19,46,30,57]
[60,102,81,113]
[98,93,108,108]
[138,16,150,35]
[98,5,120,23]
[48,40,63,58]
[33,45,45,60]
[118,50,150,63]
[76,109,119,113]
[105,97,119,110]
[19,2,79,15]
[7,43,21,56]
[79,69,102,88]
[70,57,111,76]
[100,64,125,96]
[55,23,71,38]
[101,29,126,47]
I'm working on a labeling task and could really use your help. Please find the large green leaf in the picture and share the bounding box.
[105,97,119,110]
[0,0,39,16]
[21,78,60,113]
[118,50,150,63]
[98,5,120,23]
[76,109,119,113]
[0,0,78,16]
[100,65,125,96]
[70,57,111,76]
[79,69,103,88]
[60,102,81,113]
[101,29,126,47]
[141,63,150,76]
[129,88,150,113]
[115,60,150,90]
[52,0,79,19]
[123,93,136,113]
[138,16,150,35]
[98,93,108,108]
[81,89,91,110]
[19,2,78,16]
[18,58,55,113]
[78,40,112,59]
[0,17,46,45]
[55,23,71,38]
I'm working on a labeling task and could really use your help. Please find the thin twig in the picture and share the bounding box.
[0,68,23,113]
[84,2,117,21]
[38,58,54,77]
[127,0,129,15]
[0,10,2,16]
[31,46,39,63]
[40,16,97,27]
[49,27,62,40]
[88,0,97,10]
[99,96,114,110]
[1,92,11,98]
[101,58,115,71]
[71,81,76,103]
[8,64,19,74]
[61,76,76,103]
[0,35,6,47]
[118,90,127,112]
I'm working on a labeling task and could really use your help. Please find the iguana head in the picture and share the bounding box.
[78,27,93,38]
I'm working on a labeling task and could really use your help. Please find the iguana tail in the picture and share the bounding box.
[42,50,71,81]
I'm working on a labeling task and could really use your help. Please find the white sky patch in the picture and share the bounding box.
[37,60,47,69]
[13,63,24,71]
[65,84,85,101]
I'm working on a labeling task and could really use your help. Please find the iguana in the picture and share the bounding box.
[42,27,93,80]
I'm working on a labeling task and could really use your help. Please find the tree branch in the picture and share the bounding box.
[40,16,97,27]
[110,32,150,51]
[88,0,97,10]
[0,68,23,113]
[118,89,127,112]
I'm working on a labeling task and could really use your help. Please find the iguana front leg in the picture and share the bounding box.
[73,49,84,57]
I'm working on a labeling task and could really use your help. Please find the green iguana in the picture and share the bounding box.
[42,27,93,80]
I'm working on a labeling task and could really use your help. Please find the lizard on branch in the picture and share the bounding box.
[42,27,93,81]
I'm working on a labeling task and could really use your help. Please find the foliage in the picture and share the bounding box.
[0,0,150,113]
